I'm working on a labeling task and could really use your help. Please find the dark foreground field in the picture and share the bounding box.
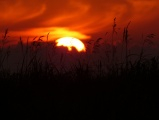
[0,27,159,119]
[0,57,159,120]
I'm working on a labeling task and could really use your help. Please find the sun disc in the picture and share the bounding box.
[56,37,86,52]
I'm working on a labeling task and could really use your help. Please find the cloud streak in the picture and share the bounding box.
[0,0,159,42]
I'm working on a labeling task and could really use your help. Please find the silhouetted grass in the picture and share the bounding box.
[0,22,158,120]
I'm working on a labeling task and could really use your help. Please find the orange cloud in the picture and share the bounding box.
[0,0,158,44]
[11,27,90,41]
[0,0,46,26]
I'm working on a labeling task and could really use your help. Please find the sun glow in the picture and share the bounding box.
[56,37,86,52]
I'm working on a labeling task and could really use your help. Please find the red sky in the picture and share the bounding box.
[0,0,159,43]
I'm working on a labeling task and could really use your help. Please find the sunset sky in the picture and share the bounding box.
[0,0,159,44]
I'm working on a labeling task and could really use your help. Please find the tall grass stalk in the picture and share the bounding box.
[0,29,10,71]
[111,18,117,67]
[123,21,131,71]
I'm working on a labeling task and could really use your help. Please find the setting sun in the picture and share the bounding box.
[56,37,86,52]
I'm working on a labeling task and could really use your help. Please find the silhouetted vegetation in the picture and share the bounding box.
[0,20,158,120]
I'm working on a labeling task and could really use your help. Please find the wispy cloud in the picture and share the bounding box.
[0,0,158,42]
